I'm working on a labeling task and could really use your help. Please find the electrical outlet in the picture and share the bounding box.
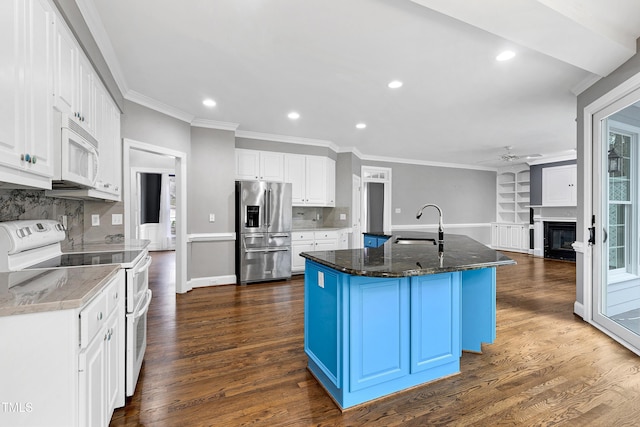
[91,214,100,226]
[339,213,346,220]
[209,213,215,222]
[395,208,401,213]
[112,214,123,225]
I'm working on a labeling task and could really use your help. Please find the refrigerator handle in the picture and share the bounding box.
[263,189,267,228]
[267,187,272,227]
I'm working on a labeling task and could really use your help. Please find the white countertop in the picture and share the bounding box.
[0,265,121,317]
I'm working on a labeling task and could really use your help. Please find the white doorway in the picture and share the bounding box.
[361,166,392,234]
[131,167,176,251]
[123,139,188,294]
[351,174,362,248]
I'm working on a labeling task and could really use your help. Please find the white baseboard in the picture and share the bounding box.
[574,301,584,319]
[188,275,237,289]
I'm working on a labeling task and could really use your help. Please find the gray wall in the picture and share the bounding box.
[576,38,640,306]
[188,127,236,279]
[530,160,577,205]
[364,161,496,225]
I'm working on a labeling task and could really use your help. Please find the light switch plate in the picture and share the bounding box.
[209,213,215,222]
[91,214,100,226]
[318,271,324,288]
[395,208,401,213]
[339,213,346,220]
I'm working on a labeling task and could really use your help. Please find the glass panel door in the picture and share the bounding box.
[593,105,640,351]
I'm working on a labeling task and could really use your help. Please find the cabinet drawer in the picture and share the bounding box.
[314,230,339,240]
[292,232,314,241]
[80,291,107,348]
[105,273,122,316]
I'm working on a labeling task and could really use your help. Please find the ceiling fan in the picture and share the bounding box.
[480,146,542,164]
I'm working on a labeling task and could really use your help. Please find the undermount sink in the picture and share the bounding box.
[394,238,437,245]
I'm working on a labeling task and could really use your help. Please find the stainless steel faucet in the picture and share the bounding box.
[416,204,444,242]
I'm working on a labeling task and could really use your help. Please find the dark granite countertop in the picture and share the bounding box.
[301,231,515,277]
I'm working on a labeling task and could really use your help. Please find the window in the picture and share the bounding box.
[607,122,637,277]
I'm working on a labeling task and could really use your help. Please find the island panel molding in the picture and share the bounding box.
[302,232,510,409]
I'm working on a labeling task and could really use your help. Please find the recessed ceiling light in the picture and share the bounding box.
[288,112,300,120]
[496,50,515,61]
[356,123,367,129]
[202,98,216,107]
[388,80,403,89]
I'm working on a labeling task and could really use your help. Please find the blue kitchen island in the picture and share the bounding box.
[301,232,515,409]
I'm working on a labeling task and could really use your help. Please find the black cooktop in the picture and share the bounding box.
[27,250,143,269]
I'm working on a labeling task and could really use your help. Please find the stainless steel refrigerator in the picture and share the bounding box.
[235,180,292,284]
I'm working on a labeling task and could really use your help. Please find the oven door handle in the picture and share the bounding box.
[133,255,153,276]
[134,289,152,320]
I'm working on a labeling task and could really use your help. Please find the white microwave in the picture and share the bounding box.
[53,114,99,189]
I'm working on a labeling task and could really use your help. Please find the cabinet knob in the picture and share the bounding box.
[97,312,103,321]
[31,155,36,164]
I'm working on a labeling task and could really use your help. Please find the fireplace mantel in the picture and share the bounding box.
[530,205,577,257]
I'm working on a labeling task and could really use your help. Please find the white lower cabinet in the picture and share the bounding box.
[0,269,125,427]
[491,223,529,253]
[291,229,348,273]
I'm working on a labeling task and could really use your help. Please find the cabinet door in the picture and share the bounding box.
[315,239,337,251]
[79,331,106,427]
[53,15,76,115]
[498,224,510,248]
[24,0,54,177]
[326,158,336,206]
[284,153,306,205]
[349,277,409,391]
[105,311,120,418]
[305,155,327,205]
[509,225,521,249]
[236,149,260,180]
[260,151,284,181]
[292,241,314,273]
[77,53,95,134]
[0,0,24,169]
[542,165,576,206]
[410,273,460,373]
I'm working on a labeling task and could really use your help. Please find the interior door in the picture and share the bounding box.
[592,102,640,352]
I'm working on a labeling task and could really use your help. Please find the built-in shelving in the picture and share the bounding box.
[493,166,530,253]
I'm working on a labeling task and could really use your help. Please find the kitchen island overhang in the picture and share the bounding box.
[301,232,515,410]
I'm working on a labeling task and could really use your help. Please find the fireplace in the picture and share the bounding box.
[544,222,576,261]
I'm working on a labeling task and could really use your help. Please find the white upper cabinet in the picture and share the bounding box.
[542,164,577,206]
[259,151,284,181]
[284,153,305,204]
[235,149,336,207]
[285,153,335,207]
[25,0,55,178]
[53,13,76,115]
[304,155,327,205]
[236,149,284,181]
[53,11,100,137]
[0,0,54,188]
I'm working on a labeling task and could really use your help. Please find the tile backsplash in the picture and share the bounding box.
[292,206,350,229]
[0,189,84,245]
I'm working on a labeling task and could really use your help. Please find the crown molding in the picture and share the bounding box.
[359,153,497,172]
[235,130,339,152]
[336,146,364,158]
[191,119,239,131]
[527,153,577,165]
[125,91,195,123]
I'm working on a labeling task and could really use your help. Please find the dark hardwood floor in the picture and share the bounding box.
[110,251,640,426]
